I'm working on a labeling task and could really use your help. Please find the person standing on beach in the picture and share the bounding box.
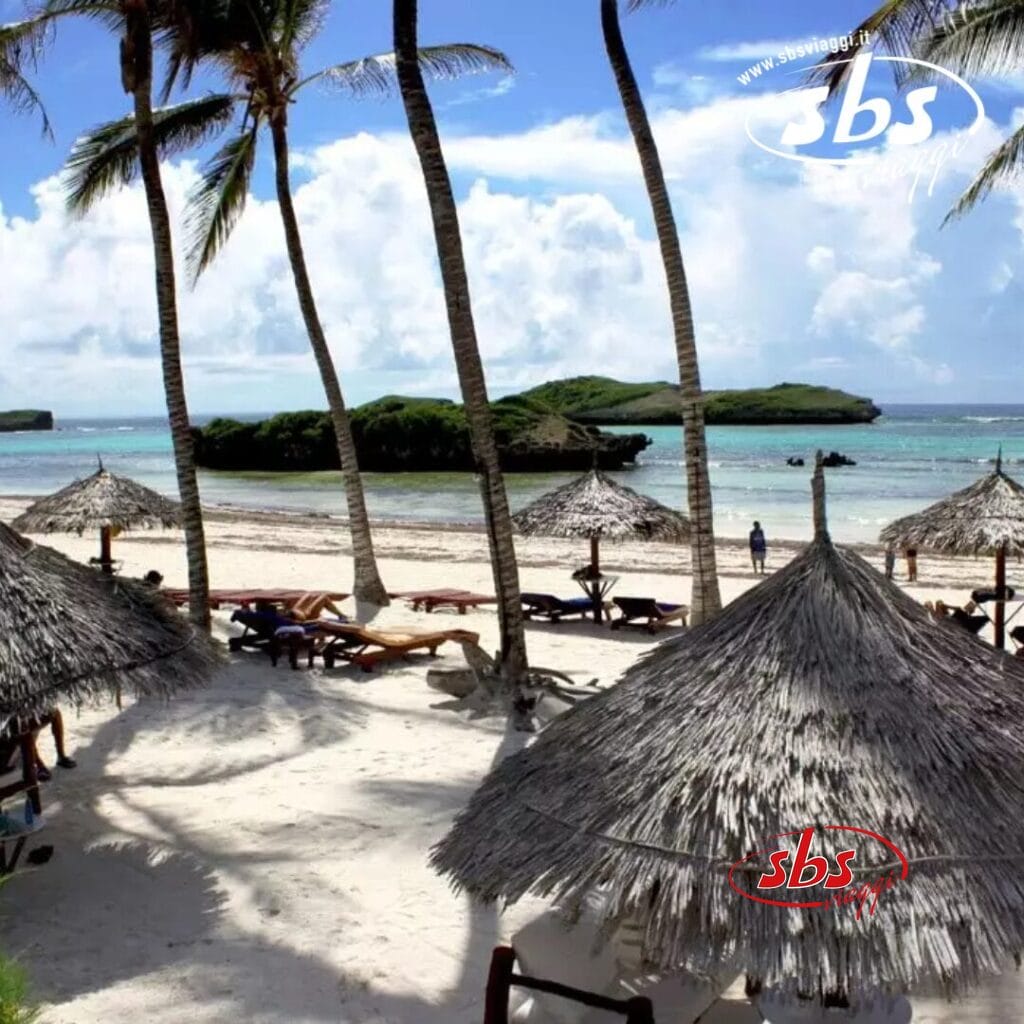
[905,546,918,583]
[749,521,767,575]
[884,546,896,580]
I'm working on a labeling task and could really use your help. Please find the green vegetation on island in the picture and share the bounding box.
[193,396,651,474]
[0,410,53,433]
[521,378,881,425]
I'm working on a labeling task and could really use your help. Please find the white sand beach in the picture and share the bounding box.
[2,497,1023,1023]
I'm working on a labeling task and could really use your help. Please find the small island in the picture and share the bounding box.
[193,395,651,474]
[521,378,881,426]
[0,409,53,433]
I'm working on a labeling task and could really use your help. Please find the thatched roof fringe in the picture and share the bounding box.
[512,469,690,542]
[0,522,221,719]
[12,467,181,535]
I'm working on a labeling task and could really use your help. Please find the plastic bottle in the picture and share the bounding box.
[23,797,33,828]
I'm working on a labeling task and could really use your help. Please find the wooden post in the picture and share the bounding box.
[483,946,515,1024]
[995,545,1007,650]
[590,536,602,624]
[99,525,113,574]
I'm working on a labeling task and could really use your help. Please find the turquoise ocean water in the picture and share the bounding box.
[1,405,1022,543]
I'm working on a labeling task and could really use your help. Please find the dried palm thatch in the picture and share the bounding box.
[879,453,1024,558]
[512,469,690,545]
[12,463,181,535]
[434,454,1024,998]
[0,520,221,722]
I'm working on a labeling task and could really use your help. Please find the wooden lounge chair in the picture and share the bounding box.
[164,588,349,611]
[393,589,498,615]
[483,946,655,1024]
[610,597,688,634]
[521,593,593,623]
[228,608,327,669]
[312,622,480,672]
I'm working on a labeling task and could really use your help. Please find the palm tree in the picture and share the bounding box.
[601,0,721,624]
[814,0,1024,220]
[68,2,512,607]
[393,0,529,683]
[2,0,213,629]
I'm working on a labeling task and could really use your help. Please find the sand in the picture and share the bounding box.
[1,496,1022,1023]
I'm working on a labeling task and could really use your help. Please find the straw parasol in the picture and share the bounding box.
[12,460,181,575]
[879,451,1024,648]
[512,469,690,622]
[0,519,221,723]
[434,453,1024,1003]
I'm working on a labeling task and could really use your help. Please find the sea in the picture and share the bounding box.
[1,405,1022,544]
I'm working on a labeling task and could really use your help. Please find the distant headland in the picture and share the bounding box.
[521,378,882,426]
[0,410,53,433]
[192,379,880,474]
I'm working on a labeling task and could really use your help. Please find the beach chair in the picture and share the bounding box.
[520,593,593,623]
[311,622,480,672]
[610,598,689,634]
[228,608,325,669]
[393,589,498,615]
[483,946,655,1024]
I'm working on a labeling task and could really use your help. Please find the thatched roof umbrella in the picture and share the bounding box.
[0,519,221,724]
[12,461,181,575]
[434,454,1024,1005]
[880,451,1024,648]
[511,469,690,622]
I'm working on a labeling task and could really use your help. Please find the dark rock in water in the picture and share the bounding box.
[786,457,805,467]
[0,409,53,432]
[821,450,856,467]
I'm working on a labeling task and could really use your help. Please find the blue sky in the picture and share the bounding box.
[1,0,1023,415]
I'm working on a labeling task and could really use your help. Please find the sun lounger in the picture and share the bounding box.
[393,589,498,614]
[311,622,480,672]
[520,593,593,623]
[228,608,326,669]
[483,946,655,1024]
[610,597,688,634]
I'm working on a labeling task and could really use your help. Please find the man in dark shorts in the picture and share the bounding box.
[749,521,767,575]
[0,710,76,782]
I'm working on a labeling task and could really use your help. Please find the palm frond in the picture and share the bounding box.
[0,18,52,136]
[625,0,676,10]
[304,43,513,98]
[279,0,329,52]
[922,0,1024,78]
[63,93,235,214]
[38,0,124,33]
[185,125,258,282]
[944,120,1024,222]
[805,0,954,96]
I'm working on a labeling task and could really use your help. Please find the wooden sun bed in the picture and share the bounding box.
[392,588,498,614]
[610,597,689,634]
[520,593,593,623]
[164,588,349,611]
[311,622,480,672]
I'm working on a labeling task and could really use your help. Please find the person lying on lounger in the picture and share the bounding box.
[927,600,988,635]
[0,709,76,781]
[286,593,349,622]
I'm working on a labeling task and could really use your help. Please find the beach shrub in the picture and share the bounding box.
[0,956,39,1024]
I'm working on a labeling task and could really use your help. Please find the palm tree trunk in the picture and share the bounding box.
[601,0,721,624]
[123,2,210,629]
[268,111,389,606]
[393,0,528,681]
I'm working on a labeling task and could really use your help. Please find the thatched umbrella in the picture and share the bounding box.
[12,461,181,574]
[0,519,221,723]
[880,451,1024,648]
[434,453,1024,1004]
[511,469,690,622]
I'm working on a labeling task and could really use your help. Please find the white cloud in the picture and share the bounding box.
[697,36,837,62]
[2,91,1023,414]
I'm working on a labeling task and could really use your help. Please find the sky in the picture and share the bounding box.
[1,0,1023,416]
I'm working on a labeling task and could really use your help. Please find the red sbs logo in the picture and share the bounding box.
[728,826,909,919]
